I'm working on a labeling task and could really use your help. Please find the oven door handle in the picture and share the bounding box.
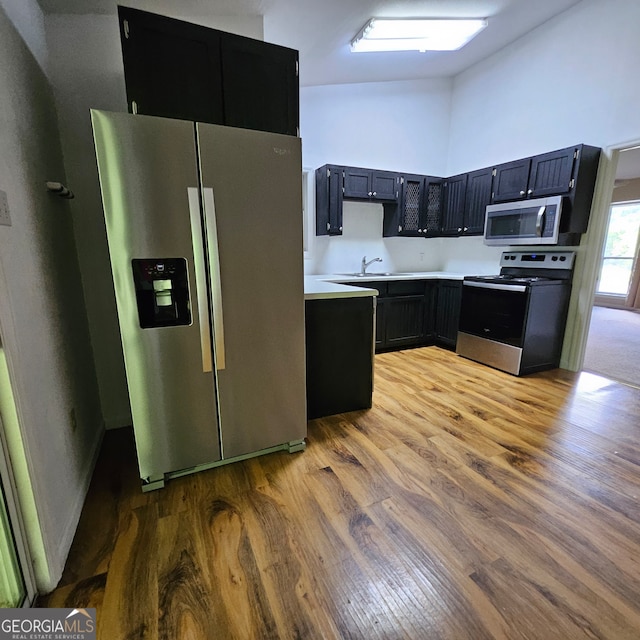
[536,205,546,236]
[464,281,527,292]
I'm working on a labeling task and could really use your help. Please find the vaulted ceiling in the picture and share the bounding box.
[36,0,583,86]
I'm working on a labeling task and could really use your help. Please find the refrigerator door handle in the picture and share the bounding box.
[202,187,226,370]
[187,188,213,373]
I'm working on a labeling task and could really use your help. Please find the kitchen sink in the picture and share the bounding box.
[339,272,413,277]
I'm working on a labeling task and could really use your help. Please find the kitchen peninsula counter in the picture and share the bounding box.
[304,277,376,420]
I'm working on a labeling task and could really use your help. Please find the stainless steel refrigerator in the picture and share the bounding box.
[92,110,306,490]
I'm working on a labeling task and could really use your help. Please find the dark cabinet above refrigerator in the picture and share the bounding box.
[118,6,299,137]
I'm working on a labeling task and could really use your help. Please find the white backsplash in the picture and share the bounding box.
[306,200,501,275]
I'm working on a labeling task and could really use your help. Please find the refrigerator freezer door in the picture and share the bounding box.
[92,110,222,481]
[196,123,307,458]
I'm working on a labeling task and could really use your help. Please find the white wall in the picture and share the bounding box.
[0,0,48,74]
[447,0,640,368]
[44,12,264,429]
[0,4,103,591]
[301,79,470,275]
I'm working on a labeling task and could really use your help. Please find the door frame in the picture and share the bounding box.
[562,137,640,371]
[0,414,37,606]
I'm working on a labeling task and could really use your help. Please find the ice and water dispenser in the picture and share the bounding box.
[131,259,191,328]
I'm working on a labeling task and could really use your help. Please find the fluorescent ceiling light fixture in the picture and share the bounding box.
[350,18,488,53]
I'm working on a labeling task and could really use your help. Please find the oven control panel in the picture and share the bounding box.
[499,251,575,270]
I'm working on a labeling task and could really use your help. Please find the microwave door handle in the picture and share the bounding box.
[536,206,546,237]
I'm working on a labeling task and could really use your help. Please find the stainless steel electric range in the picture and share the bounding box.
[456,250,576,375]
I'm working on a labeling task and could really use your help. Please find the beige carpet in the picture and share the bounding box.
[583,306,640,388]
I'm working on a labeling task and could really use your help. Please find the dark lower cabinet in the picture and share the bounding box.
[435,281,463,349]
[346,279,458,352]
[305,296,375,419]
[118,6,299,136]
[384,296,425,348]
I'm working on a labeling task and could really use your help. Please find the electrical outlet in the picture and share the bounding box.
[0,190,11,226]
[69,408,77,432]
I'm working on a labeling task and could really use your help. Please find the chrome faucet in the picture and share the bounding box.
[361,255,382,275]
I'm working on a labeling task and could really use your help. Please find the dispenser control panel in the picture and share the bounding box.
[131,258,191,328]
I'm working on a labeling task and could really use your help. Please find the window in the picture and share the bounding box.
[597,201,640,296]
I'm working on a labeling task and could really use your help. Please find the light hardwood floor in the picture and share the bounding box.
[38,347,640,639]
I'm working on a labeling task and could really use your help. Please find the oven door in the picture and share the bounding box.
[457,280,530,375]
[459,281,529,345]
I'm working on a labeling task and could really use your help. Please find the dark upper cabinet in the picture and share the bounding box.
[343,168,399,201]
[219,33,299,136]
[392,174,424,237]
[491,145,599,211]
[442,169,493,237]
[492,158,532,202]
[494,147,576,202]
[316,144,599,238]
[315,165,343,235]
[441,173,468,236]
[118,7,224,124]
[527,147,576,197]
[118,6,299,136]
[391,175,443,237]
[464,167,493,235]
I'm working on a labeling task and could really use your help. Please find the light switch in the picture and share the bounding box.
[0,190,11,226]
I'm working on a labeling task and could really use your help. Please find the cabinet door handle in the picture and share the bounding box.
[368,191,372,196]
[339,226,343,231]
[520,190,526,196]
[372,191,377,196]
[463,227,468,232]
[458,227,462,232]
[527,189,533,195]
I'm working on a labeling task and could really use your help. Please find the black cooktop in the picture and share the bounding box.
[465,274,562,286]
[465,251,577,287]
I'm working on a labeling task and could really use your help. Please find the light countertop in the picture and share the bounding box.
[304,277,378,300]
[304,271,468,301]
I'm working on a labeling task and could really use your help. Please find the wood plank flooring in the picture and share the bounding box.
[37,347,640,639]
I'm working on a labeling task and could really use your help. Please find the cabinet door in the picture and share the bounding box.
[315,165,343,235]
[371,171,399,201]
[441,174,468,236]
[422,178,444,237]
[435,281,462,349]
[424,282,437,341]
[343,168,372,199]
[384,296,426,348]
[397,175,424,237]
[528,147,576,197]
[492,158,531,202]
[375,298,386,350]
[464,167,493,235]
[220,34,299,136]
[118,6,224,124]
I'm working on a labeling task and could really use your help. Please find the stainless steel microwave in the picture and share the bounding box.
[484,195,563,246]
